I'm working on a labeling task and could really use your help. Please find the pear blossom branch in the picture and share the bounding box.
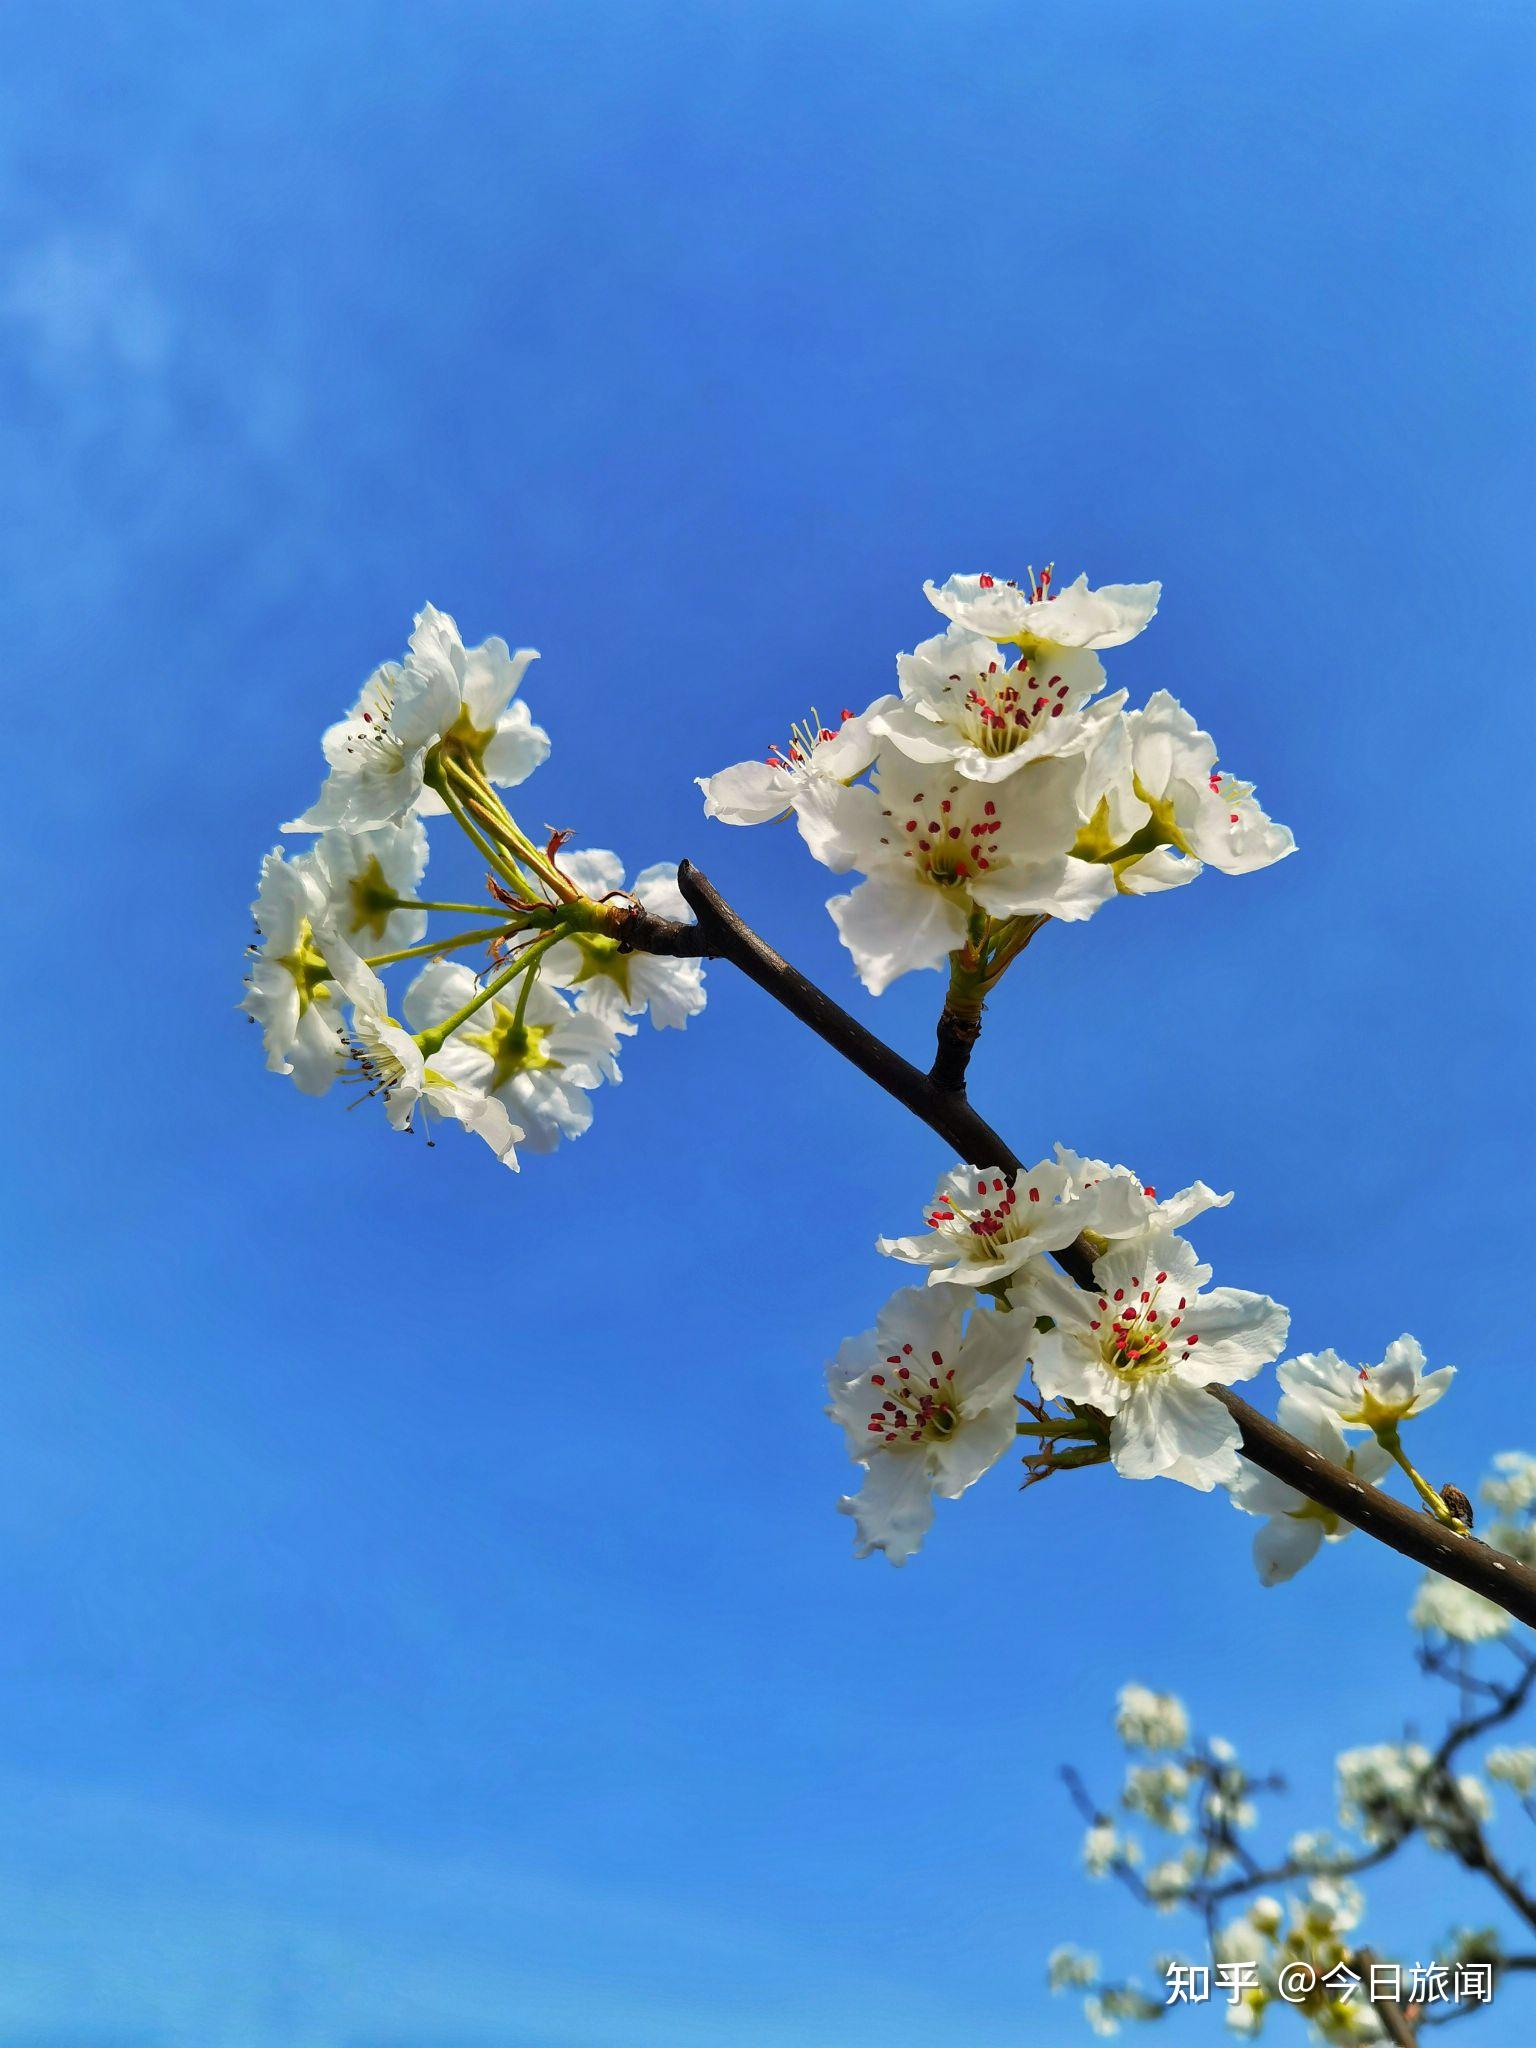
[619,860,1536,1627]
[1059,1638,1536,2044]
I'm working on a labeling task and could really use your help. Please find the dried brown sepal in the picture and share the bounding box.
[1441,1484,1474,1530]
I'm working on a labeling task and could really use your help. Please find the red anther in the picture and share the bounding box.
[1028,1187,1040,1203]
[978,573,995,587]
[905,819,917,832]
[1114,1289,1125,1301]
[1143,1185,1157,1200]
[1156,1272,1167,1284]
[983,800,996,816]
[931,1351,943,1366]
[871,1374,886,1386]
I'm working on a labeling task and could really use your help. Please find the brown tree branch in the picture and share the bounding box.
[930,1000,985,1093]
[618,861,1536,1628]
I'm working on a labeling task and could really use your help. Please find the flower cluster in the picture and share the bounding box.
[827,1142,1288,1562]
[700,565,1294,997]
[243,605,705,1167]
[1335,1743,1491,1854]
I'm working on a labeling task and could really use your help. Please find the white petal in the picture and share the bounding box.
[826,874,968,995]
[482,703,551,789]
[792,780,883,873]
[1179,1288,1289,1387]
[1111,1380,1241,1490]
[1253,1515,1324,1586]
[697,759,793,826]
[972,854,1116,923]
[838,1453,936,1566]
[559,848,628,900]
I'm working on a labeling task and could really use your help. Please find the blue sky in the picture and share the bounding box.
[3,1,1534,2041]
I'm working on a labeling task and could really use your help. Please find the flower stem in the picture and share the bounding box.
[429,763,538,898]
[441,756,576,902]
[1375,1426,1469,1531]
[396,899,508,916]
[414,927,569,1056]
[363,925,513,968]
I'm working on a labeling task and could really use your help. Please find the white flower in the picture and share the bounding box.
[1048,1946,1100,1993]
[283,661,429,832]
[827,753,1111,994]
[1482,1451,1536,1517]
[320,934,521,1167]
[1144,1853,1198,1911]
[309,817,430,954]
[1051,1144,1233,1244]
[877,1155,1127,1291]
[286,606,547,832]
[1092,691,1294,887]
[1227,1397,1391,1585]
[924,567,1160,653]
[543,852,707,1031]
[395,603,548,818]
[1492,1520,1536,1567]
[1012,1235,1289,1491]
[1115,1684,1190,1753]
[1123,1762,1192,1832]
[402,957,623,1154]
[1279,1336,1454,1431]
[241,847,347,1095]
[1298,1876,1365,1937]
[1485,1746,1536,1796]
[869,625,1123,784]
[1411,1574,1511,1643]
[1287,1830,1339,1872]
[696,699,894,871]
[1083,1820,1140,1876]
[826,1288,1024,1565]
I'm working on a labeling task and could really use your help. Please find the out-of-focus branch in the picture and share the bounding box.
[620,861,1536,1625]
[1356,1947,1420,2047]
